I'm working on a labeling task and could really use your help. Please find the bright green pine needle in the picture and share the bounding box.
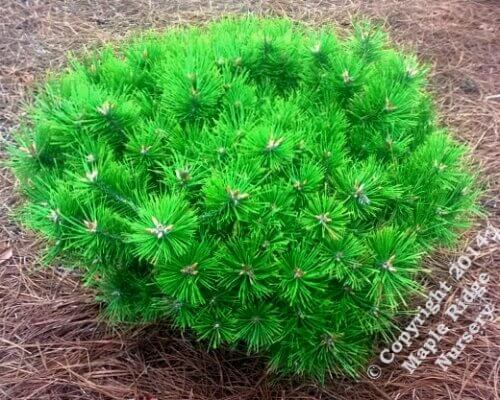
[9,16,481,380]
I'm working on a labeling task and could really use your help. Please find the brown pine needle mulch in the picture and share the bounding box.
[1,1,499,399]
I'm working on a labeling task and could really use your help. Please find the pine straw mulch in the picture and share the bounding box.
[0,0,499,399]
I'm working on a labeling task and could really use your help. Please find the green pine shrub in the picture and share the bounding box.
[9,17,480,379]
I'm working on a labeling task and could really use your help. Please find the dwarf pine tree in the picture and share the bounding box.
[9,17,480,379]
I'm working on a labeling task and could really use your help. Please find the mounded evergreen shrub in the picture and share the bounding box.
[10,17,480,379]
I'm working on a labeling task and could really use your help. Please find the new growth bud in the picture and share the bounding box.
[381,255,397,273]
[181,262,199,275]
[353,183,371,206]
[342,70,351,84]
[384,97,397,112]
[227,187,250,205]
[311,43,321,54]
[147,217,174,239]
[85,170,98,183]
[48,209,60,224]
[140,145,151,155]
[406,66,417,78]
[294,268,305,279]
[84,220,98,233]
[315,213,332,225]
[266,136,284,151]
[175,167,191,183]
[97,101,114,116]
